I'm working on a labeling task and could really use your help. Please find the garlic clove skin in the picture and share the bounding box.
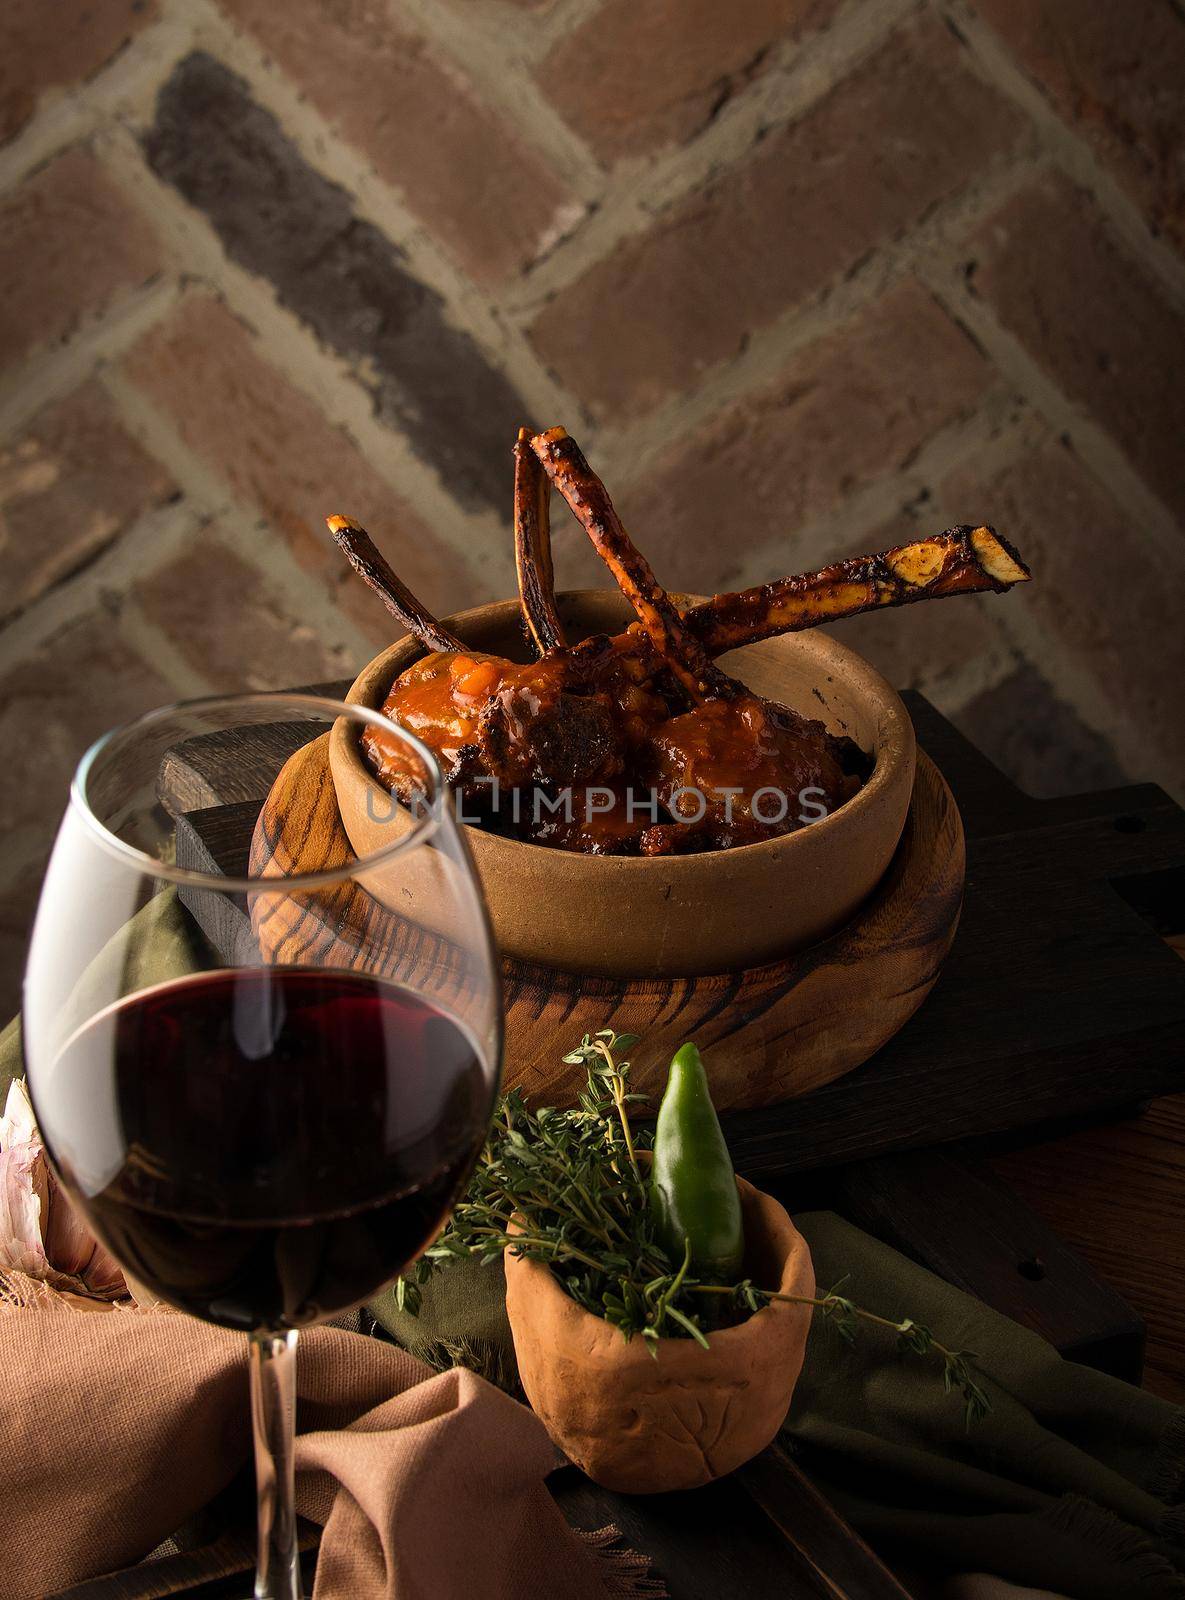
[0,1078,126,1300]
[0,1136,52,1279]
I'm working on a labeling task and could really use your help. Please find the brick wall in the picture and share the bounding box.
[1,0,1183,1013]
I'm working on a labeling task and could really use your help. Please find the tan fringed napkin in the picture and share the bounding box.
[0,1273,663,1600]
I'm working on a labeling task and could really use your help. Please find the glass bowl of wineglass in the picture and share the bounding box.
[21,694,503,1600]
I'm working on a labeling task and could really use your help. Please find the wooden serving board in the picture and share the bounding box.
[162,689,1185,1177]
[231,731,963,1112]
[77,692,1170,1600]
[164,702,1151,1383]
[724,696,1185,1182]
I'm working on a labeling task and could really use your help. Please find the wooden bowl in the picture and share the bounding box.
[251,733,962,1111]
[329,591,915,978]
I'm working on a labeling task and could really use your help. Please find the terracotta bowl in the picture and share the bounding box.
[504,1176,815,1493]
[329,591,915,977]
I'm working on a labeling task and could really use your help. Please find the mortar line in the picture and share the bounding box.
[103,340,522,665]
[706,389,1027,592]
[116,596,219,701]
[588,153,1043,486]
[417,0,606,72]
[915,249,1185,572]
[0,92,98,198]
[0,1,198,198]
[93,128,521,582]
[98,356,397,668]
[0,0,584,429]
[983,590,1165,791]
[113,541,359,700]
[766,382,1178,788]
[496,0,921,320]
[946,418,1185,785]
[938,0,1185,311]
[0,277,182,439]
[0,498,206,669]
[177,0,584,425]
[396,0,609,196]
[771,404,1172,786]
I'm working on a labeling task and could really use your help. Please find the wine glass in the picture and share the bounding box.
[22,694,502,1600]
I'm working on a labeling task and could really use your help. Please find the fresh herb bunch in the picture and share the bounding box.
[397,1030,990,1425]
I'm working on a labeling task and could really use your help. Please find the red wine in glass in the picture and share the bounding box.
[37,968,493,1331]
[24,693,503,1599]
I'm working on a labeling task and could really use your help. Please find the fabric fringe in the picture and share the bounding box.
[1042,1494,1185,1596]
[576,1526,668,1600]
[1148,1411,1185,1508]
[1160,1502,1185,1551]
[0,1268,158,1317]
[0,1270,51,1311]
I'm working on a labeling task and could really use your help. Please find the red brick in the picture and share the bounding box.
[0,866,40,1022]
[0,0,159,146]
[123,296,481,643]
[619,282,992,590]
[137,532,353,690]
[0,148,162,373]
[966,176,1185,522]
[539,0,839,162]
[0,611,175,853]
[0,383,176,622]
[145,54,529,513]
[942,436,1185,798]
[974,0,1185,252]
[530,17,1022,420]
[216,0,576,285]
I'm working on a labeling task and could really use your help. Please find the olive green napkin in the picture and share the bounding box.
[1,889,204,1108]
[792,1214,1185,1600]
[372,1219,1185,1600]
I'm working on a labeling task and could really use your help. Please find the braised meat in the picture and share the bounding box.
[644,695,864,852]
[335,427,1030,857]
[477,673,621,790]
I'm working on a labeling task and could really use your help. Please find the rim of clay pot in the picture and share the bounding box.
[505,1172,811,1362]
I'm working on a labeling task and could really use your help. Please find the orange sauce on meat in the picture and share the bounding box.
[360,645,864,853]
[648,695,859,847]
[361,650,582,788]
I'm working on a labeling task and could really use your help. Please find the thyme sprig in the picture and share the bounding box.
[396,1030,990,1424]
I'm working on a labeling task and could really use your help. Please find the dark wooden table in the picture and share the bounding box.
[51,693,1185,1599]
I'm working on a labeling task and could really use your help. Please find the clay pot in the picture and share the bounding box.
[503,1176,815,1493]
[330,589,915,979]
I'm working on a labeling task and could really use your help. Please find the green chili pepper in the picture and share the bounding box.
[650,1042,745,1284]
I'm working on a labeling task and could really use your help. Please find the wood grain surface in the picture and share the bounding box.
[161,690,1185,1173]
[820,1148,1144,1380]
[985,1091,1185,1404]
[64,692,1185,1600]
[244,730,964,1112]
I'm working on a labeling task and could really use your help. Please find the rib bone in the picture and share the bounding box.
[327,515,461,654]
[531,427,737,703]
[682,527,1031,656]
[513,427,565,655]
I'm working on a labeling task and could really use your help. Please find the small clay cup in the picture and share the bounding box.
[504,1176,814,1493]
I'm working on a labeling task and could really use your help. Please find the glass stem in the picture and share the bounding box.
[248,1329,303,1600]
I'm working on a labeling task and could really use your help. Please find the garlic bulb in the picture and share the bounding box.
[0,1078,126,1299]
